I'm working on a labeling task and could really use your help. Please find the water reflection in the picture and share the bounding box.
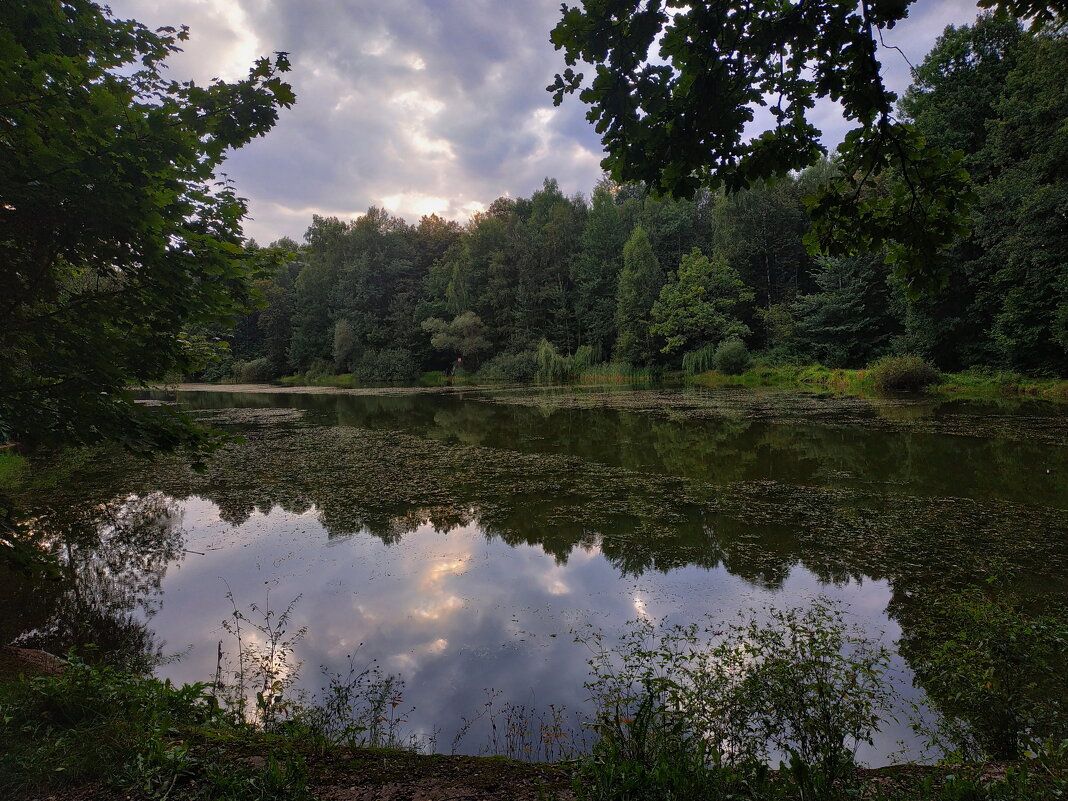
[4,492,183,665]
[6,387,1067,763]
[142,497,917,764]
[159,386,1068,508]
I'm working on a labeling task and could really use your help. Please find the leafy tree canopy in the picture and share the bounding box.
[421,311,493,365]
[615,225,664,364]
[548,0,1066,293]
[652,249,753,354]
[0,0,295,454]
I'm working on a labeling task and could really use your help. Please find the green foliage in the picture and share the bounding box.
[575,734,776,801]
[712,177,814,337]
[352,348,419,384]
[0,653,317,800]
[900,15,1023,182]
[714,339,752,375]
[976,33,1068,373]
[681,343,718,376]
[0,451,27,489]
[418,371,448,387]
[615,227,663,366]
[421,311,492,367]
[574,184,627,356]
[200,753,312,801]
[792,255,900,368]
[650,248,753,354]
[578,601,895,799]
[0,1,293,455]
[547,0,1002,288]
[478,350,539,382]
[901,586,1068,761]
[0,656,221,796]
[233,358,277,384]
[535,340,595,384]
[867,355,942,392]
[159,17,1068,390]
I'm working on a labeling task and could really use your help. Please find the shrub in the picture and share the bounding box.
[0,657,222,796]
[578,600,895,799]
[233,357,275,383]
[418,370,447,386]
[478,350,539,382]
[713,338,752,375]
[305,358,333,379]
[352,348,419,384]
[868,355,941,392]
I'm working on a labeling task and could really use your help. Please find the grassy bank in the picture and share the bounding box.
[691,363,1068,401]
[272,363,654,389]
[1,656,1064,801]
[5,594,1066,800]
[0,655,567,801]
[216,358,1066,400]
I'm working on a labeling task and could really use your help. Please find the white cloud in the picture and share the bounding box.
[109,0,987,244]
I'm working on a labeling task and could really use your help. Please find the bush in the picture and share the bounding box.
[867,355,941,392]
[579,601,894,799]
[418,370,447,386]
[195,352,236,383]
[352,348,419,384]
[0,657,222,796]
[713,338,752,375]
[478,350,539,382]
[233,357,276,383]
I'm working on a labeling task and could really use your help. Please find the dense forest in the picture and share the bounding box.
[206,17,1066,384]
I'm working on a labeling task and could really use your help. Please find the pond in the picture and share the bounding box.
[6,384,1068,764]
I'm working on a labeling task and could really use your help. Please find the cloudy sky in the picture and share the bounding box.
[110,0,988,244]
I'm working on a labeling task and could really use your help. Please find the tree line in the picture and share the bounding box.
[214,17,1067,384]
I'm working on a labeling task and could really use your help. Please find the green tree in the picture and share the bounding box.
[547,1,1064,291]
[792,255,900,368]
[289,216,349,371]
[615,227,664,365]
[976,33,1068,372]
[574,183,626,356]
[651,249,753,355]
[421,311,492,367]
[712,178,814,345]
[0,1,294,452]
[891,16,1026,370]
[900,15,1024,183]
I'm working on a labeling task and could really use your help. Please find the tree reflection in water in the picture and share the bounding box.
[5,492,183,667]
[6,388,1068,758]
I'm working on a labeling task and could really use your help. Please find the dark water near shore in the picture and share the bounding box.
[6,385,1067,763]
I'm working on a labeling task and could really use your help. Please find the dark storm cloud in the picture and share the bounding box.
[110,0,985,244]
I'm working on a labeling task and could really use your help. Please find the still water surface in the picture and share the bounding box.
[9,385,1068,763]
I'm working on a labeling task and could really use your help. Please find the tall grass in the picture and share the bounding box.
[576,362,653,384]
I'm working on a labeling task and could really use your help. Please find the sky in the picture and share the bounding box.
[109,0,988,244]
